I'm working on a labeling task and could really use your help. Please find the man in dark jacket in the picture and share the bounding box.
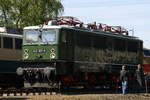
[120,65,129,95]
[135,64,144,92]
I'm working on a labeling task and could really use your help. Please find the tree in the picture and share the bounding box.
[0,0,13,26]
[0,0,63,28]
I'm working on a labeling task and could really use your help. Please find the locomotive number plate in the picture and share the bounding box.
[32,49,47,53]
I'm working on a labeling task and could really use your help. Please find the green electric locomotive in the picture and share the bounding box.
[17,17,143,88]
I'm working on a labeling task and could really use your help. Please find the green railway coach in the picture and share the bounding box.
[0,27,23,87]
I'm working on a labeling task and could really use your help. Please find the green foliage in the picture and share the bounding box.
[0,0,13,26]
[0,0,63,27]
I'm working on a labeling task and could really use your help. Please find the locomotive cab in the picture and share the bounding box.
[23,26,59,60]
[17,26,63,88]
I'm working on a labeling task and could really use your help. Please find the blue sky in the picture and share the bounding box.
[62,0,150,48]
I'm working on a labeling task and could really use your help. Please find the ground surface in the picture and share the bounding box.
[0,93,150,100]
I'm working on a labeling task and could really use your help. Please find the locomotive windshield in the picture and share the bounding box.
[24,29,57,45]
[24,30,38,44]
[42,29,56,43]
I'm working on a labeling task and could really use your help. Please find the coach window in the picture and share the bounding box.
[0,37,1,48]
[15,38,22,49]
[144,50,150,56]
[3,37,13,49]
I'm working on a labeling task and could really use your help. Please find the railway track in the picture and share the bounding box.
[0,88,58,97]
[0,87,149,97]
[0,87,116,97]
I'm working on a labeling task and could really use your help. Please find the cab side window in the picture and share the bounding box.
[61,30,66,43]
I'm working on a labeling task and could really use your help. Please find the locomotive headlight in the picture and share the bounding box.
[23,49,29,59]
[50,48,56,59]
[16,67,24,76]
[50,48,55,53]
[50,53,56,59]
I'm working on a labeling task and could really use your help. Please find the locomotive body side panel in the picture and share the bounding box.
[67,28,143,73]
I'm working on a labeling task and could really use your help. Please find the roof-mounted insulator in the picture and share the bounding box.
[87,22,97,29]
[106,26,128,35]
[45,16,129,35]
[45,16,84,26]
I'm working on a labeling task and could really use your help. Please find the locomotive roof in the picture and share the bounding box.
[24,25,142,41]
[64,27,141,41]
[24,25,61,30]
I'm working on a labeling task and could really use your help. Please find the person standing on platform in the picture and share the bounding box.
[120,65,129,95]
[135,64,144,93]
